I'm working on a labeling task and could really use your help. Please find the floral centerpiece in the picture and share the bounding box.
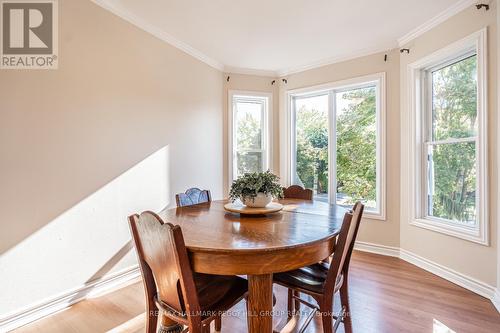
[229,171,284,208]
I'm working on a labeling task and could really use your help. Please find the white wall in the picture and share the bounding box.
[0,0,223,319]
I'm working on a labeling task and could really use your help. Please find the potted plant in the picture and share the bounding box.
[229,171,284,208]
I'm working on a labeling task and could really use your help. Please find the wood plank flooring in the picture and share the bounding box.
[13,251,500,333]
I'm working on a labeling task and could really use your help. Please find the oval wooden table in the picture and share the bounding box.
[157,198,345,333]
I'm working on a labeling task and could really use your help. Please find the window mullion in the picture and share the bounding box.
[328,90,336,205]
[425,137,477,145]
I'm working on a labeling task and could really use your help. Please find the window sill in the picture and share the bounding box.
[410,218,488,246]
[362,211,386,221]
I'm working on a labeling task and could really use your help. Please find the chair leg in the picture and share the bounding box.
[215,315,222,332]
[287,288,294,319]
[293,290,300,314]
[319,303,334,333]
[145,304,158,333]
[340,283,353,333]
[187,317,203,333]
[201,323,210,333]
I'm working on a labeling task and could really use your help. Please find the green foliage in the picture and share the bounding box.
[295,106,329,194]
[430,55,477,223]
[229,170,284,202]
[235,111,263,175]
[336,88,377,205]
[295,87,377,206]
[237,112,261,149]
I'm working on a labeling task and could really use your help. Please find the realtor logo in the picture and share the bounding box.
[1,0,58,69]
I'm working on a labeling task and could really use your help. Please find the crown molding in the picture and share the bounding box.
[224,66,278,78]
[91,0,224,71]
[397,0,477,46]
[92,0,476,78]
[226,42,396,78]
[276,42,396,77]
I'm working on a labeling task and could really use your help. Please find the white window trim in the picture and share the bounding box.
[281,72,387,220]
[407,28,488,245]
[228,90,273,185]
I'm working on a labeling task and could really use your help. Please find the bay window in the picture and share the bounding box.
[287,73,386,219]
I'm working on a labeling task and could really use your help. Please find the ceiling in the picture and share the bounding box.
[95,0,472,76]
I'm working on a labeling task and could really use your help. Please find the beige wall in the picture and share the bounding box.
[497,0,500,293]
[0,0,223,316]
[399,4,498,285]
[226,50,401,247]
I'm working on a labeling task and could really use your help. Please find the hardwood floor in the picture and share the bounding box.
[14,251,500,333]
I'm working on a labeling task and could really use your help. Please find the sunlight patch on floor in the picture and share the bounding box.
[433,319,456,333]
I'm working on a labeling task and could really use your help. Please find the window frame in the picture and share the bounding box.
[228,90,272,184]
[283,72,386,220]
[407,28,488,245]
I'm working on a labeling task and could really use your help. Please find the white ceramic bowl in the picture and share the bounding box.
[242,193,273,208]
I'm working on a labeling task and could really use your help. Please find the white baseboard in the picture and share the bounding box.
[399,249,496,300]
[354,241,400,257]
[354,241,499,312]
[491,288,500,313]
[0,265,141,332]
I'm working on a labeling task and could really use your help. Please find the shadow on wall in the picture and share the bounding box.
[0,146,171,317]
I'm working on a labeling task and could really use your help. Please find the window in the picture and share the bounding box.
[408,29,488,244]
[336,86,378,210]
[228,91,271,182]
[288,73,386,219]
[293,93,330,200]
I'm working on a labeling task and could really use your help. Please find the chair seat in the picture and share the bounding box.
[157,274,248,319]
[274,262,343,295]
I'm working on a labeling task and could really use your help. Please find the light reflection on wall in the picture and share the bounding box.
[0,146,170,318]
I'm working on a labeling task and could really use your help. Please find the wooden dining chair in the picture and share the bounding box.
[273,202,364,333]
[283,185,313,200]
[176,188,212,207]
[129,211,248,333]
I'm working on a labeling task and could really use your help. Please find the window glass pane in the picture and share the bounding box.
[235,100,263,150]
[432,55,477,141]
[336,86,377,209]
[294,94,329,201]
[237,151,263,176]
[427,141,476,224]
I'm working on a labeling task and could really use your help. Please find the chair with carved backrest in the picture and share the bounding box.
[176,188,212,207]
[283,185,313,200]
[128,211,247,333]
[273,202,364,333]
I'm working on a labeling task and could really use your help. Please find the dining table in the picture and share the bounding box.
[157,198,345,333]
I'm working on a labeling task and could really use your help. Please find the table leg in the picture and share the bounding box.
[247,274,273,333]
